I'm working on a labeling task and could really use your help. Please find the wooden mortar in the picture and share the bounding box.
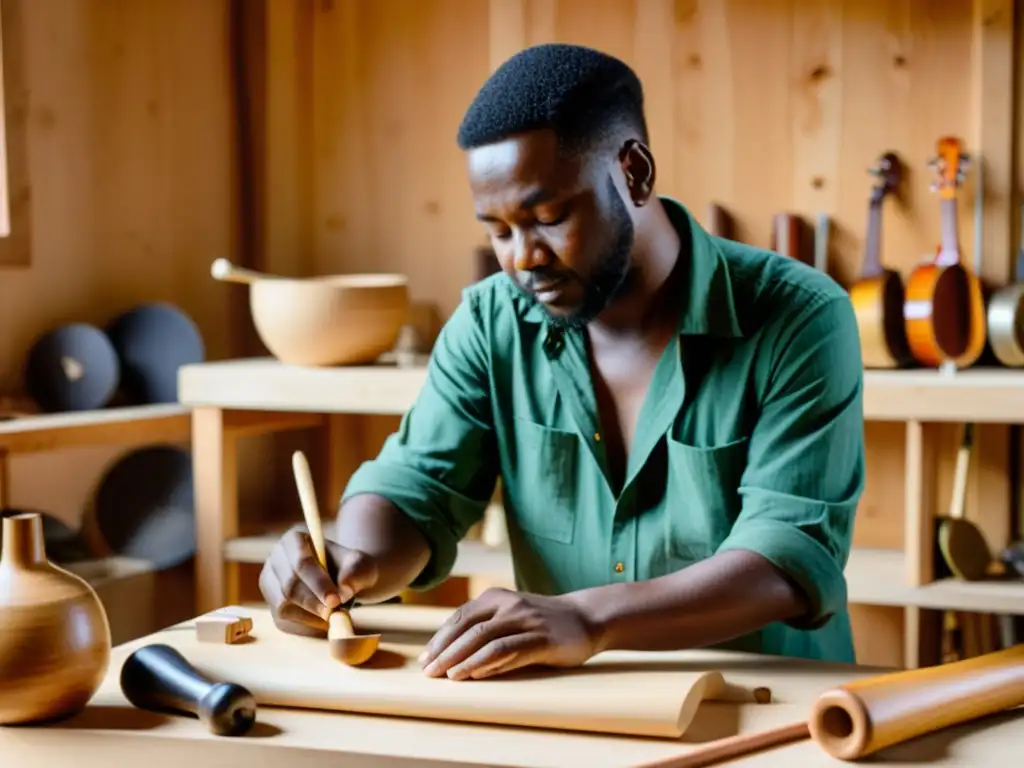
[210,258,410,367]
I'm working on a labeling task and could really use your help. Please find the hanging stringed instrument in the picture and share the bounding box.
[903,137,986,368]
[986,202,1024,366]
[849,152,912,368]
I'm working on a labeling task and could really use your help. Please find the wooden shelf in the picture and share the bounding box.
[221,532,1024,616]
[0,403,190,453]
[179,358,426,415]
[862,368,1024,423]
[181,357,1024,424]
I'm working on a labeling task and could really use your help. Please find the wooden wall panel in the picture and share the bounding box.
[0,0,264,542]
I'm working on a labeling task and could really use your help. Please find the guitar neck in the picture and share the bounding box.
[861,199,883,278]
[936,197,961,266]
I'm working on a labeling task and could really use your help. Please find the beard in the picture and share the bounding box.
[523,176,635,331]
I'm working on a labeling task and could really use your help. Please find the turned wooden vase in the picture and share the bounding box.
[0,511,112,724]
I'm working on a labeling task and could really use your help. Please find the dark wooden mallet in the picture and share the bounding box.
[120,643,257,736]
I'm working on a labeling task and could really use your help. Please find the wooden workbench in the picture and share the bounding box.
[1,604,1020,766]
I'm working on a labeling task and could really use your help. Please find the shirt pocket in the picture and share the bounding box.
[507,417,579,544]
[665,436,749,561]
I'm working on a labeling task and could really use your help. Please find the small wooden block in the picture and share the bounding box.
[196,608,253,644]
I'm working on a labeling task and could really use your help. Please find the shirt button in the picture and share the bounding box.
[614,562,624,573]
[594,432,601,441]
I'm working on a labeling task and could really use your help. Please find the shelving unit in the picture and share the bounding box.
[0,403,191,506]
[179,357,1024,652]
[0,403,194,642]
[180,358,1024,423]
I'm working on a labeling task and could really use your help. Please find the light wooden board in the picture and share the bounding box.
[105,606,774,740]
[3,605,1024,767]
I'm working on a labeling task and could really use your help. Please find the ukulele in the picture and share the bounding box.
[986,202,1024,366]
[903,137,986,368]
[848,152,912,368]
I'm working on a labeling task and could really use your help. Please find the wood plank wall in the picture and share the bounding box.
[245,0,1020,668]
[0,0,283,550]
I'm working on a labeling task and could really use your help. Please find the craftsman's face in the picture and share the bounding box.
[466,128,643,329]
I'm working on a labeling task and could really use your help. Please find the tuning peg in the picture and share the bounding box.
[926,156,938,167]
[928,182,940,192]
[960,153,972,165]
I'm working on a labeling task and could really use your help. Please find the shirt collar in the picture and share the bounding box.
[506,195,743,339]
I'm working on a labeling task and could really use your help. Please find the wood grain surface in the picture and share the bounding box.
[2,605,1024,768]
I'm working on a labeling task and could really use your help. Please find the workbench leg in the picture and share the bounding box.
[0,449,8,508]
[904,420,941,669]
[319,414,363,529]
[193,407,240,614]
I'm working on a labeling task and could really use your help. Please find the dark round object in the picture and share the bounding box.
[93,445,195,570]
[24,323,120,412]
[105,303,205,404]
[120,644,257,737]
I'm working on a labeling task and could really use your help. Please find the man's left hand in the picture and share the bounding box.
[418,587,600,681]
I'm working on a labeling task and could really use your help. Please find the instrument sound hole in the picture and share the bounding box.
[881,272,911,364]
[933,266,972,359]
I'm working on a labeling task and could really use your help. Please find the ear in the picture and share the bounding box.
[618,139,656,206]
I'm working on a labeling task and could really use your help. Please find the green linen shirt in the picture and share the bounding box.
[342,196,865,664]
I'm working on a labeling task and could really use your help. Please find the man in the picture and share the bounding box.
[259,43,865,681]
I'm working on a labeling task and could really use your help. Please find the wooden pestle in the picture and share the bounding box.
[291,450,380,666]
[808,643,1024,759]
[210,257,275,285]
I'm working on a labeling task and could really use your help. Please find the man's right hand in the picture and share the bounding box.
[258,524,380,637]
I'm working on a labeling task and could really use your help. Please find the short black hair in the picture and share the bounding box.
[456,43,648,155]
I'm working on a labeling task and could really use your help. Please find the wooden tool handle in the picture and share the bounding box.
[120,644,257,736]
[292,450,359,643]
[808,643,1024,760]
[949,422,974,520]
[292,450,327,569]
[630,722,809,767]
[210,257,270,285]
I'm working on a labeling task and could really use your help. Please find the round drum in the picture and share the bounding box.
[106,303,205,404]
[92,445,195,570]
[24,323,120,412]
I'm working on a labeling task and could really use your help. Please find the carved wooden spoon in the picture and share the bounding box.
[291,450,381,666]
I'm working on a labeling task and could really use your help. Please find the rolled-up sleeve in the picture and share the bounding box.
[716,294,865,629]
[341,291,498,591]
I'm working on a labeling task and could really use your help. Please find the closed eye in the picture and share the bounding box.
[536,207,568,227]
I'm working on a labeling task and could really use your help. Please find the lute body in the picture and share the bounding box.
[903,137,986,368]
[849,152,912,368]
[986,203,1024,366]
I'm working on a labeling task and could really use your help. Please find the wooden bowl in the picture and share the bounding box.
[211,259,411,367]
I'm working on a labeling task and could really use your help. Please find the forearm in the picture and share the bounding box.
[571,549,810,654]
[332,493,432,602]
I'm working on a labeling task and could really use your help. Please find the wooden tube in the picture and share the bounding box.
[808,643,1024,760]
